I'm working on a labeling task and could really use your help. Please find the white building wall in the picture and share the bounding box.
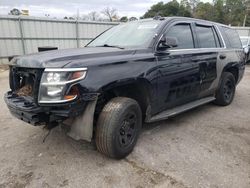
[233,27,250,37]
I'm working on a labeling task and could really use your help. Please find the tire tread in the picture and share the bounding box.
[95,97,141,159]
[214,72,236,106]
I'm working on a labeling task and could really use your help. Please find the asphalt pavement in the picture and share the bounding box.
[0,67,249,188]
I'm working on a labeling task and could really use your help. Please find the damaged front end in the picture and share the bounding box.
[4,67,48,125]
[4,66,99,141]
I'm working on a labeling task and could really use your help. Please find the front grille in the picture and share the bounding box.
[9,66,44,103]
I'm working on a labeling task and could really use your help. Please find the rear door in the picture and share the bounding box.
[191,23,221,97]
[218,26,245,83]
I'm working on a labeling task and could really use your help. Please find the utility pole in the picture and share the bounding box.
[243,15,247,27]
[77,8,80,20]
[75,8,80,48]
[244,2,250,27]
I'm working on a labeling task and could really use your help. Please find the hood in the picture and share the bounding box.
[9,47,137,68]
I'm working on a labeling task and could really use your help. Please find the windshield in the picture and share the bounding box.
[241,38,249,47]
[87,20,162,48]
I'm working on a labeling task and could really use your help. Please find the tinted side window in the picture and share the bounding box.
[165,24,194,49]
[196,25,217,48]
[223,27,242,49]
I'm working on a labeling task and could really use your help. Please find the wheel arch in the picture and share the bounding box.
[95,78,153,121]
[222,64,239,83]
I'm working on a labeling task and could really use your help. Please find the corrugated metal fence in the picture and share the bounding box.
[1,16,250,65]
[0,15,118,64]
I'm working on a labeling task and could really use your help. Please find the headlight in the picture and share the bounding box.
[47,72,61,82]
[38,68,87,104]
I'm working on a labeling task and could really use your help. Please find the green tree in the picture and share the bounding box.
[143,2,165,18]
[189,0,200,14]
[245,0,250,26]
[120,16,128,22]
[129,17,138,21]
[179,0,192,17]
[180,0,192,14]
[180,0,191,9]
[163,0,180,16]
[213,0,225,24]
[142,0,250,26]
[195,2,214,21]
[224,0,246,26]
[8,8,21,15]
[143,0,191,18]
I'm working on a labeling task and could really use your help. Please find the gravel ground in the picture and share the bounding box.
[0,67,250,188]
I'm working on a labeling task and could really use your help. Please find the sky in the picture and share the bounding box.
[0,0,212,19]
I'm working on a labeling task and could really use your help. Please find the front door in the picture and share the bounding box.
[156,22,201,112]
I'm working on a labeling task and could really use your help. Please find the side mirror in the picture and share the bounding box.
[157,36,178,51]
[244,46,249,54]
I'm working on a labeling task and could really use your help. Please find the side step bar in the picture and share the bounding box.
[146,96,215,123]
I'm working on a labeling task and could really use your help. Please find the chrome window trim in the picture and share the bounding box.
[214,25,226,48]
[155,21,227,52]
[168,48,226,52]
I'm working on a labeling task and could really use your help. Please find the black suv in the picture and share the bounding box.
[4,17,245,159]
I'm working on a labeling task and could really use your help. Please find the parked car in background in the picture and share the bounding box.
[241,36,250,48]
[4,17,245,159]
[240,36,250,64]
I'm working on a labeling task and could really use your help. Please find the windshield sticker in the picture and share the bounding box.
[137,24,158,29]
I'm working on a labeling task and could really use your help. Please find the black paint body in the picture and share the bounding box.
[4,17,245,125]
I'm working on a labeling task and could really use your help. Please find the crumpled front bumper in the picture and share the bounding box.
[4,91,95,126]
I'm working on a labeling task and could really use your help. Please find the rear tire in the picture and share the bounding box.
[95,97,142,159]
[214,72,236,106]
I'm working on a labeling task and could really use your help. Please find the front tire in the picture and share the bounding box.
[95,97,142,159]
[214,72,236,106]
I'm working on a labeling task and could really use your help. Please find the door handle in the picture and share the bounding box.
[219,54,226,60]
[191,58,199,62]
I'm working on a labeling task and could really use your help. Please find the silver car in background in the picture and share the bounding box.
[241,36,250,64]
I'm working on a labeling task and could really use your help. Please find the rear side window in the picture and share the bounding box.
[222,27,242,49]
[196,25,217,48]
[165,24,194,49]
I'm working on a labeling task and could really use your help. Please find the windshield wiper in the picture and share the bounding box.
[96,44,125,49]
